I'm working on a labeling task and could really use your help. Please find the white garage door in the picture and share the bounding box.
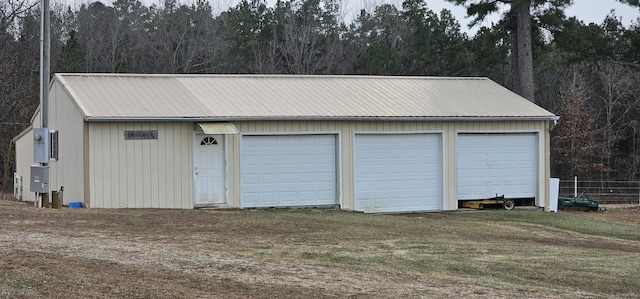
[241,135,336,208]
[354,134,442,213]
[456,133,538,200]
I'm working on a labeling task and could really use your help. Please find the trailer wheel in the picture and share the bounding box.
[503,199,515,210]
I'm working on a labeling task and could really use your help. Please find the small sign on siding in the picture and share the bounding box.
[124,130,158,140]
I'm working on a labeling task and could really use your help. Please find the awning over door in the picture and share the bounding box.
[196,122,239,134]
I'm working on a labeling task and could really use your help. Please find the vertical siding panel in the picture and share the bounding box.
[173,124,182,208]
[184,123,193,209]
[133,126,143,208]
[164,124,176,208]
[348,121,355,209]
[108,124,118,208]
[178,124,187,209]
[226,133,233,206]
[325,121,334,131]
[543,121,551,209]
[445,123,456,210]
[157,123,167,209]
[170,124,179,209]
[100,125,110,208]
[101,125,111,208]
[88,126,95,207]
[89,126,100,207]
[177,123,188,209]
[117,123,128,208]
[232,133,241,207]
[171,124,181,208]
[141,123,151,208]
[226,133,235,207]
[89,126,97,207]
[150,123,160,208]
[125,123,135,208]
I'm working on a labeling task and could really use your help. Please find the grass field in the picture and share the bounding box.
[1,198,639,298]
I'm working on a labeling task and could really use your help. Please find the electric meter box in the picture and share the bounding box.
[33,127,49,163]
[30,165,49,193]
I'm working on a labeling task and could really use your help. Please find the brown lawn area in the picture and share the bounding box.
[1,196,639,298]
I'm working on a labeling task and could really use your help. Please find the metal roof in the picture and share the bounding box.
[53,73,557,121]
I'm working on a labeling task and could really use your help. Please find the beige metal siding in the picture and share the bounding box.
[227,120,551,211]
[48,82,86,205]
[14,126,36,202]
[88,122,193,208]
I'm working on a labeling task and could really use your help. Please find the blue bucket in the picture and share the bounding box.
[69,201,83,208]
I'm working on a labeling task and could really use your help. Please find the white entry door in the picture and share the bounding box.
[194,134,226,206]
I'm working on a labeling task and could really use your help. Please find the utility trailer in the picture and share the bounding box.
[459,195,515,210]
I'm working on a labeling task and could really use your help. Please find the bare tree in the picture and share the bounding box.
[595,62,640,179]
[277,0,343,74]
[551,66,606,179]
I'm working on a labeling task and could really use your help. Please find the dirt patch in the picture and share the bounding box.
[1,197,638,298]
[583,204,640,224]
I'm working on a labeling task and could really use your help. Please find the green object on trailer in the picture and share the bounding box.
[558,191,599,211]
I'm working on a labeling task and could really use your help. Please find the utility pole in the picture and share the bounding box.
[39,0,50,208]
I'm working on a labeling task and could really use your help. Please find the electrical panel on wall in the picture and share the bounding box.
[33,127,49,163]
[30,165,49,193]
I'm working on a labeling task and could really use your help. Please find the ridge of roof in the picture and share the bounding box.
[56,73,489,81]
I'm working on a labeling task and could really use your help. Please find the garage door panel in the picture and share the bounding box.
[355,134,442,213]
[241,135,337,208]
[457,133,537,200]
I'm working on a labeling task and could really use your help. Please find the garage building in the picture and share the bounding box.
[14,74,557,212]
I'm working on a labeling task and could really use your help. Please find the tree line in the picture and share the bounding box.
[1,0,639,184]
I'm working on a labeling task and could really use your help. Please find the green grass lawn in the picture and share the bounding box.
[227,208,640,297]
[1,200,639,298]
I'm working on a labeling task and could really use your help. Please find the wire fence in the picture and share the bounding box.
[559,179,640,204]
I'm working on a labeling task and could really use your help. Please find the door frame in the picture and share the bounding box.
[193,133,228,207]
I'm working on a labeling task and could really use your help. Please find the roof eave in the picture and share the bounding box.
[84,115,559,122]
